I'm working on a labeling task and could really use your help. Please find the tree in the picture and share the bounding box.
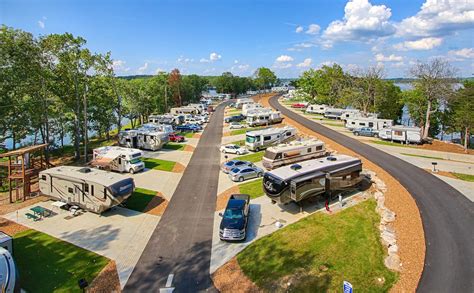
[410,59,457,140]
[450,81,474,150]
[168,69,182,106]
[254,67,277,90]
[297,69,321,102]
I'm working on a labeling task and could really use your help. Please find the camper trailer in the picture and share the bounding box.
[378,126,422,144]
[148,114,181,125]
[340,109,361,120]
[170,107,199,115]
[118,129,169,151]
[262,139,328,170]
[92,146,144,174]
[242,103,263,116]
[139,123,174,134]
[235,98,254,109]
[345,117,393,131]
[0,246,17,293]
[324,108,345,119]
[263,155,365,205]
[246,110,284,127]
[245,126,297,151]
[39,166,135,213]
[188,103,206,114]
[306,104,327,115]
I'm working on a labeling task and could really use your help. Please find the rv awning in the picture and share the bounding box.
[90,158,113,167]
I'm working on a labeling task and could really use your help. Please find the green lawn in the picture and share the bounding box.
[452,172,474,182]
[175,132,195,138]
[124,187,157,212]
[238,178,264,199]
[163,142,186,151]
[370,140,413,148]
[14,229,109,293]
[324,122,345,127]
[400,153,444,160]
[235,151,265,163]
[142,158,176,171]
[237,199,397,292]
[230,140,245,146]
[230,126,263,136]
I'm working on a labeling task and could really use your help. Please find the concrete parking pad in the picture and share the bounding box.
[129,169,182,200]
[142,149,193,167]
[4,202,160,288]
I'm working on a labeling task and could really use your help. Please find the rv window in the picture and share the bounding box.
[264,136,271,141]
[275,153,282,160]
[126,138,131,142]
[286,132,292,136]
[359,122,365,126]
[68,187,73,194]
[91,185,94,196]
[104,187,107,199]
[369,122,374,127]
[84,184,89,193]
[118,158,122,164]
[394,130,403,136]
[316,146,323,151]
[307,148,312,153]
[351,122,355,125]
[41,175,46,181]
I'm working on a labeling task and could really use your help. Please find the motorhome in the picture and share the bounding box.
[263,155,365,205]
[246,110,284,127]
[262,139,328,170]
[188,103,206,114]
[245,126,297,151]
[324,108,345,119]
[378,126,422,144]
[170,106,199,115]
[92,146,144,174]
[39,166,135,213]
[235,98,254,109]
[140,123,174,134]
[118,129,169,151]
[242,103,263,116]
[306,104,328,115]
[345,117,393,131]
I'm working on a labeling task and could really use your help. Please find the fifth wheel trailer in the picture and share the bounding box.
[39,166,135,213]
[262,139,328,170]
[118,129,169,151]
[245,126,297,151]
[0,246,18,293]
[378,126,422,144]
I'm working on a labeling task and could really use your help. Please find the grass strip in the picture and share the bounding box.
[238,178,264,199]
[142,158,176,172]
[124,187,157,212]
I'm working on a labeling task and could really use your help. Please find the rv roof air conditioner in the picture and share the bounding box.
[327,156,337,161]
[78,167,92,173]
[290,164,302,170]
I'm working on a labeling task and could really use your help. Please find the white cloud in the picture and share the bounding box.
[288,42,316,52]
[319,61,336,67]
[210,52,222,61]
[397,0,474,38]
[199,58,209,63]
[295,26,304,33]
[375,53,403,62]
[306,24,321,35]
[155,68,165,74]
[394,37,443,51]
[322,0,395,43]
[112,60,130,73]
[297,58,313,68]
[137,62,149,74]
[177,56,193,63]
[231,64,251,74]
[37,16,46,29]
[274,63,293,69]
[448,48,474,59]
[276,55,294,62]
[234,60,239,64]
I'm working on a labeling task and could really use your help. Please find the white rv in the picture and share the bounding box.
[118,129,169,151]
[378,126,422,144]
[140,123,174,134]
[39,166,135,213]
[148,114,181,125]
[0,246,17,293]
[170,107,199,115]
[345,117,393,131]
[188,103,206,114]
[246,110,284,127]
[235,98,254,109]
[324,108,346,119]
[92,146,145,174]
[306,104,327,115]
[262,139,329,170]
[245,126,297,151]
[242,103,263,116]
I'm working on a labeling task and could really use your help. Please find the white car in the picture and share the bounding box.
[220,144,249,155]
[229,122,246,129]
[185,117,203,125]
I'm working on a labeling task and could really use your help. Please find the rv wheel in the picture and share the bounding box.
[255,147,260,152]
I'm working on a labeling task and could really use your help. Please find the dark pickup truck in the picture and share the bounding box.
[224,114,245,123]
[219,194,250,241]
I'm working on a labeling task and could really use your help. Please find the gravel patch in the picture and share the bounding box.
[212,258,261,293]
[88,260,121,293]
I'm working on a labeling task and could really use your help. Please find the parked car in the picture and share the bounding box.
[185,117,203,125]
[228,165,264,182]
[229,122,246,129]
[291,103,307,109]
[221,160,255,174]
[220,144,249,155]
[219,194,250,241]
[224,114,245,123]
[176,124,200,132]
[168,133,185,142]
[353,127,378,137]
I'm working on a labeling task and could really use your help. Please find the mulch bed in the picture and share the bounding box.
[216,186,240,211]
[87,260,121,293]
[143,191,169,216]
[171,162,186,173]
[212,258,261,293]
[0,195,49,216]
[0,218,30,236]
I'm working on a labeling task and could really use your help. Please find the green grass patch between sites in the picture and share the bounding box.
[237,199,398,292]
[124,187,157,212]
[235,151,265,163]
[324,122,345,127]
[230,126,263,136]
[400,153,444,160]
[14,229,109,293]
[163,142,186,151]
[230,140,245,146]
[142,158,176,171]
[452,172,474,182]
[238,178,264,199]
[370,140,413,148]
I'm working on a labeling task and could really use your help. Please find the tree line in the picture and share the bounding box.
[295,61,473,149]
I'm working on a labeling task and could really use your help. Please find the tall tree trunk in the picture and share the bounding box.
[464,127,469,152]
[73,76,81,161]
[423,100,432,140]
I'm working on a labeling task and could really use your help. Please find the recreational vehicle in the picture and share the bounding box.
[345,117,393,131]
[148,114,181,125]
[324,108,345,119]
[235,98,254,109]
[262,139,328,170]
[263,155,365,205]
[170,106,199,115]
[245,126,297,151]
[306,104,327,115]
[378,126,422,144]
[188,103,206,114]
[246,110,284,127]
[242,103,263,116]
[140,123,174,134]
[118,129,169,151]
[0,246,17,293]
[39,166,135,213]
[92,146,145,174]
[340,109,361,120]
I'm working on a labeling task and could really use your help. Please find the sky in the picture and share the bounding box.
[1,0,473,78]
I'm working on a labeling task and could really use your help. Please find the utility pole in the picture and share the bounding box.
[83,84,88,163]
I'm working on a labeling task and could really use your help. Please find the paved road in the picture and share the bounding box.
[270,96,474,292]
[124,102,228,292]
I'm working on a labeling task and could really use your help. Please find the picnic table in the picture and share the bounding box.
[30,206,53,218]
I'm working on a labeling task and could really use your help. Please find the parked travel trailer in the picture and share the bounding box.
[306,104,328,115]
[263,155,365,205]
[242,103,263,116]
[324,108,345,119]
[345,117,393,131]
[235,98,254,109]
[170,106,199,115]
[92,146,144,174]
[39,166,135,213]
[140,123,174,134]
[148,114,181,125]
[340,109,361,120]
[378,126,422,144]
[245,126,297,151]
[246,110,284,127]
[0,246,17,293]
[188,103,206,114]
[262,139,328,170]
[118,129,169,151]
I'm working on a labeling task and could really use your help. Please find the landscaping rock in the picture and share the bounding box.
[381,231,397,246]
[384,253,401,271]
[382,209,396,223]
[388,244,399,254]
